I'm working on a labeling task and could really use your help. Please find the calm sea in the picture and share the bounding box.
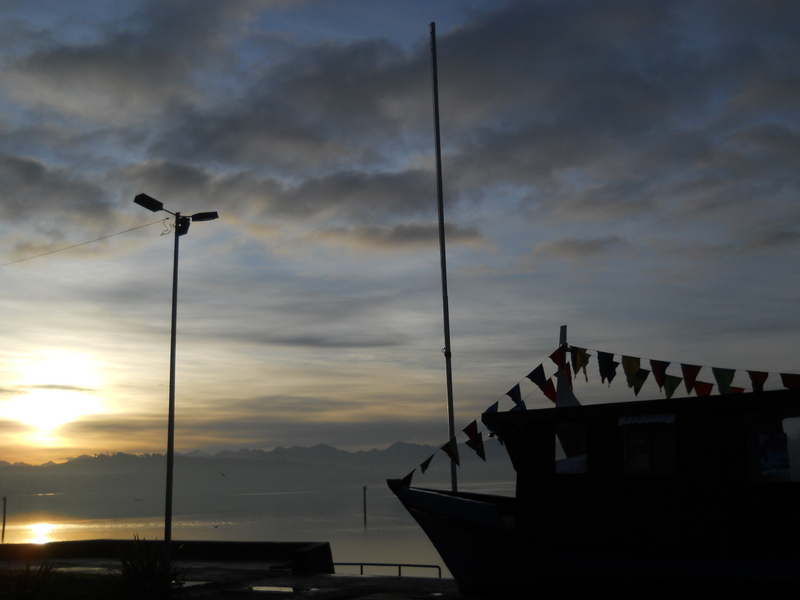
[2,481,515,579]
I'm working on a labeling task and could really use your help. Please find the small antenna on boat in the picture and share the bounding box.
[431,21,457,493]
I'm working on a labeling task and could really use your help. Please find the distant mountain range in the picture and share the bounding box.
[0,442,515,520]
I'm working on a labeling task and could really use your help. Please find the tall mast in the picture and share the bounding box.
[430,22,457,492]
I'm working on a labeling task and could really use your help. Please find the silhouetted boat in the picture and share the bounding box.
[389,368,800,596]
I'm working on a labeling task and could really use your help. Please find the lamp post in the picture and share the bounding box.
[134,193,219,550]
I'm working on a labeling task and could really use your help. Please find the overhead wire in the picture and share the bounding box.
[0,218,168,268]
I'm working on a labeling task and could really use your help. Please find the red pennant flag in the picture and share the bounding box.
[748,370,769,393]
[730,386,745,394]
[543,378,557,403]
[441,438,460,466]
[463,421,486,461]
[694,380,714,396]
[549,346,566,369]
[650,360,670,390]
[780,373,800,389]
[681,364,702,393]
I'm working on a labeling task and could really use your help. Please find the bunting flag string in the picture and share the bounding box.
[396,342,800,484]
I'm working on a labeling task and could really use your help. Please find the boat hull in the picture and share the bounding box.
[390,482,800,596]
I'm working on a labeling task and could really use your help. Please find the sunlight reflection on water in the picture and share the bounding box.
[2,483,514,577]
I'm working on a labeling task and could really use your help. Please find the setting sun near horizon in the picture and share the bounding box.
[0,349,107,445]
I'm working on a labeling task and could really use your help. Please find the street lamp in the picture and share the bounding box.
[134,193,219,550]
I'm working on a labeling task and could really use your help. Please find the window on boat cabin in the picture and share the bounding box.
[620,414,676,477]
[749,416,800,483]
[555,421,587,474]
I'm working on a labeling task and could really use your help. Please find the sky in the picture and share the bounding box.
[0,0,799,465]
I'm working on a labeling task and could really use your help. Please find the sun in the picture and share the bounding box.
[1,349,105,435]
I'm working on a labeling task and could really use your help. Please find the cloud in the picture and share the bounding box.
[311,222,488,251]
[522,235,633,270]
[4,0,259,123]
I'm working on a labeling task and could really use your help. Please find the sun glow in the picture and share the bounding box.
[28,522,57,544]
[1,349,106,437]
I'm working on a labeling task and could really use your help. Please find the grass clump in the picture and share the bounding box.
[113,537,184,600]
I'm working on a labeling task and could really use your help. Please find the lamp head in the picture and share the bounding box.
[134,193,164,213]
[191,211,219,222]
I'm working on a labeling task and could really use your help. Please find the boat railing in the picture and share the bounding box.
[334,561,442,578]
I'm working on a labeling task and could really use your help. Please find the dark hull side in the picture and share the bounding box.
[389,482,800,597]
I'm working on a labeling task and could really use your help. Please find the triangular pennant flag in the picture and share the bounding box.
[664,374,682,399]
[780,373,800,389]
[542,378,557,403]
[510,400,527,411]
[571,347,591,382]
[748,370,769,393]
[549,346,566,369]
[565,363,574,389]
[463,422,486,461]
[622,356,641,388]
[526,364,547,388]
[694,380,714,396]
[597,351,619,385]
[400,469,415,487]
[681,364,702,393]
[632,369,650,397]
[712,367,736,395]
[730,386,745,394]
[506,384,523,407]
[650,360,670,390]
[441,438,460,466]
[485,401,499,414]
[419,455,434,474]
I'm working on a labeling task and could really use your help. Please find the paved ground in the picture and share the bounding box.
[55,559,461,600]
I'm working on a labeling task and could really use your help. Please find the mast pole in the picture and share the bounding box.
[430,22,457,492]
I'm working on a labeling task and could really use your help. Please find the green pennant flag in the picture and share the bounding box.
[664,374,682,399]
[712,367,736,395]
